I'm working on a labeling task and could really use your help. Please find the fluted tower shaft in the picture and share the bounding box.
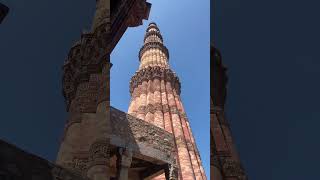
[128,23,207,180]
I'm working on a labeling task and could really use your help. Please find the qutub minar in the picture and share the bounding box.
[128,23,207,179]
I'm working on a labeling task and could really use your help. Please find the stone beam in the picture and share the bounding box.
[110,0,151,53]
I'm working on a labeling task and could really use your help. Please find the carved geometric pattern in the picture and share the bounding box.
[144,30,163,43]
[87,140,110,169]
[89,140,110,160]
[130,66,181,95]
[62,22,111,111]
[139,41,169,60]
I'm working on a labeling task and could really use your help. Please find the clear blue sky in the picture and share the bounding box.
[111,0,210,176]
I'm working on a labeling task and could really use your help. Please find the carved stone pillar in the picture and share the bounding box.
[87,140,111,180]
[116,148,133,180]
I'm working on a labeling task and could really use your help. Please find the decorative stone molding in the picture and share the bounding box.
[146,23,160,32]
[110,107,175,160]
[139,41,169,60]
[129,66,181,95]
[144,30,163,43]
[89,140,110,160]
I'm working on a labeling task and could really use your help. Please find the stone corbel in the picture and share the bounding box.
[116,147,133,180]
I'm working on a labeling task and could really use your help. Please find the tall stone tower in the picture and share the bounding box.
[128,22,206,180]
[211,46,247,180]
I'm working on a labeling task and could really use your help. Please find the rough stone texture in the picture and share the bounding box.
[128,23,207,180]
[0,3,9,24]
[110,106,176,165]
[0,139,88,180]
[211,45,247,180]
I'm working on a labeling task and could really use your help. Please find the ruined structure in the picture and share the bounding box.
[0,2,9,24]
[128,23,207,180]
[211,45,247,180]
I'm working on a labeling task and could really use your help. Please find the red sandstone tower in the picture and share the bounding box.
[211,46,247,180]
[128,22,207,180]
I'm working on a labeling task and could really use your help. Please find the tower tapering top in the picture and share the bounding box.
[146,22,159,32]
[144,22,163,44]
[139,22,169,69]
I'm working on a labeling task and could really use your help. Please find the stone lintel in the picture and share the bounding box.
[110,107,176,166]
[110,0,151,53]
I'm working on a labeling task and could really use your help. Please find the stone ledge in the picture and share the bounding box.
[110,107,176,165]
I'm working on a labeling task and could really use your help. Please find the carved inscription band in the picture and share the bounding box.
[129,66,181,95]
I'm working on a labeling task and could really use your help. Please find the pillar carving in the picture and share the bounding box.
[116,148,133,180]
[87,140,111,180]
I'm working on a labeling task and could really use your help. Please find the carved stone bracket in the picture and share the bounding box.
[116,147,133,180]
[88,140,110,168]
